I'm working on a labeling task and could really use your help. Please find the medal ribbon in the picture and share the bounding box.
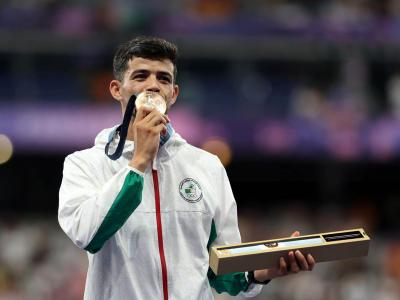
[105,94,173,160]
[105,94,137,160]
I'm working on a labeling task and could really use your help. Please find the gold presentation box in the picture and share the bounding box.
[209,228,370,275]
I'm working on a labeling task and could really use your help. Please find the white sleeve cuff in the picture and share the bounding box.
[241,282,264,298]
[239,272,264,297]
[127,166,144,177]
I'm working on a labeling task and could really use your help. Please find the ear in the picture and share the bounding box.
[109,79,123,102]
[170,84,179,106]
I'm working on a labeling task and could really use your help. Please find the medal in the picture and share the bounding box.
[135,91,167,114]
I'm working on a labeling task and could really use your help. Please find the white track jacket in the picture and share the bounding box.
[58,126,263,299]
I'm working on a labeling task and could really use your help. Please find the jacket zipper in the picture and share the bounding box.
[152,169,168,300]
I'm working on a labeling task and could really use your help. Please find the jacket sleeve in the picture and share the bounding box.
[207,160,263,298]
[58,154,144,254]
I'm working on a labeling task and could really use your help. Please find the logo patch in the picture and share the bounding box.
[179,178,203,203]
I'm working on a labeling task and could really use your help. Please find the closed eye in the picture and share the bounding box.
[130,70,149,81]
[159,76,171,83]
[132,74,147,81]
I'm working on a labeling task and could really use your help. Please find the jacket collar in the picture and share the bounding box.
[94,124,186,163]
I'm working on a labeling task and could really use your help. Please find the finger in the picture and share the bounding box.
[135,106,155,122]
[294,250,309,271]
[140,111,168,128]
[290,231,300,237]
[288,251,300,273]
[147,114,168,127]
[142,109,169,125]
[154,123,167,135]
[279,257,288,275]
[307,254,316,271]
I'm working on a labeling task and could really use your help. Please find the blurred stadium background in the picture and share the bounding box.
[0,0,400,299]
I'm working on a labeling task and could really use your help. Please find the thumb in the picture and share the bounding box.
[291,231,300,237]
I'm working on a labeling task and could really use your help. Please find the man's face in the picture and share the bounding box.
[110,57,179,115]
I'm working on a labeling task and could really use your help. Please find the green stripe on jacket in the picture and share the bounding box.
[85,170,143,254]
[207,219,250,295]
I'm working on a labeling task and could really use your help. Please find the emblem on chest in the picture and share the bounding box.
[179,178,203,203]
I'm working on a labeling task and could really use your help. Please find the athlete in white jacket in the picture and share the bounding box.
[58,36,315,300]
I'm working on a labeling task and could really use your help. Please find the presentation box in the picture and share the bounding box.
[209,228,370,275]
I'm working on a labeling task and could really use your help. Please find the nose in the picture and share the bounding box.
[145,74,160,93]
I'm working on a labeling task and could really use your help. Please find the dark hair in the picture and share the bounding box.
[113,36,178,82]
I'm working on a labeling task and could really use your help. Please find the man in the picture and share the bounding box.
[58,36,315,299]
